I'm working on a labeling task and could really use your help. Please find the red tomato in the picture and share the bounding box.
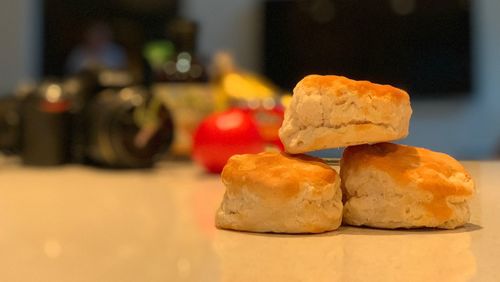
[192,108,265,173]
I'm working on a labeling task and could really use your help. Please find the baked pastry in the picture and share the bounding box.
[340,143,474,229]
[279,75,412,153]
[215,151,342,233]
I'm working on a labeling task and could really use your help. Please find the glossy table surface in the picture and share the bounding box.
[0,159,499,282]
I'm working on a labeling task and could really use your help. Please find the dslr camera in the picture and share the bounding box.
[0,69,174,168]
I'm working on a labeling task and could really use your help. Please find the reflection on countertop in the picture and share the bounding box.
[0,160,498,281]
[214,225,477,282]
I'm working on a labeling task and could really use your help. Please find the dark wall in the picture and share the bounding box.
[263,0,471,98]
[43,0,178,76]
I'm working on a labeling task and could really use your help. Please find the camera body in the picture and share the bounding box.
[0,70,174,168]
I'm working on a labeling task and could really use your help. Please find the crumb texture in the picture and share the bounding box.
[279,75,412,153]
[216,152,343,233]
[341,143,474,229]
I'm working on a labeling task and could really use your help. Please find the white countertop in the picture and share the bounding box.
[0,159,499,282]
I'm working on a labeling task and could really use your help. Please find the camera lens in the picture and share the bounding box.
[86,87,174,168]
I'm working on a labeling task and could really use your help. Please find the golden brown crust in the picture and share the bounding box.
[279,75,412,153]
[297,75,410,103]
[341,143,474,221]
[222,151,337,200]
[217,151,343,233]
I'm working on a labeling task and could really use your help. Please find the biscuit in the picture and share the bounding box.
[215,151,342,233]
[340,143,474,229]
[279,75,412,153]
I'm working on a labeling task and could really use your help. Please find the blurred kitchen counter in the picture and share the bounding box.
[0,159,499,282]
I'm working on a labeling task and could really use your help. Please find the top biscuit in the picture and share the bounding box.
[279,75,412,153]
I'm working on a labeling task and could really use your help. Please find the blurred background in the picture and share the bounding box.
[0,0,499,171]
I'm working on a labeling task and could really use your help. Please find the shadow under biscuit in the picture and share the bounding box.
[338,223,482,236]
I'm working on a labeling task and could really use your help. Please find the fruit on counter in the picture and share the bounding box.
[192,108,265,173]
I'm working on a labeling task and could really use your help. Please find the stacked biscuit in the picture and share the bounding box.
[216,75,474,233]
